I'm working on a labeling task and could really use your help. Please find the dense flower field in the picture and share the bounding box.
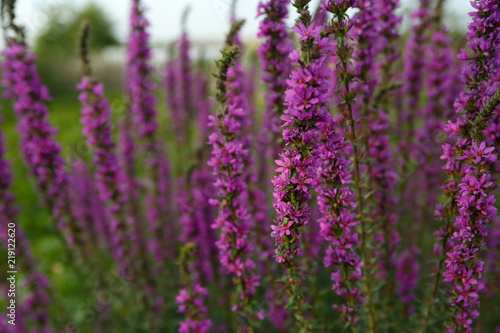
[1,0,499,332]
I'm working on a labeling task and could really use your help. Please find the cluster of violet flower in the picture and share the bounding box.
[0,0,500,332]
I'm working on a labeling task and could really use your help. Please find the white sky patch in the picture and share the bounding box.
[9,0,473,48]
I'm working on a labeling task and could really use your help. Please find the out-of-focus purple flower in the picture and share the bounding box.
[127,0,173,270]
[396,246,420,314]
[416,27,462,213]
[166,30,206,146]
[176,284,212,333]
[257,0,292,159]
[1,39,83,250]
[117,115,142,249]
[164,54,182,135]
[167,31,196,146]
[194,70,213,143]
[398,0,433,228]
[68,160,108,249]
[77,75,139,278]
[127,0,158,141]
[377,0,401,75]
[256,4,293,279]
[179,31,195,128]
[0,112,19,242]
[178,170,217,284]
[351,0,401,296]
[402,0,432,111]
[0,112,52,332]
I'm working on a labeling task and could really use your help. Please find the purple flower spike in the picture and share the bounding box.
[127,0,158,141]
[257,0,293,159]
[320,0,366,325]
[77,75,139,278]
[1,39,83,252]
[351,0,401,302]
[208,44,259,318]
[127,0,173,269]
[0,111,52,332]
[272,2,352,327]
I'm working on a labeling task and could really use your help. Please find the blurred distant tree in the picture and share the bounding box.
[35,2,119,57]
[33,2,120,96]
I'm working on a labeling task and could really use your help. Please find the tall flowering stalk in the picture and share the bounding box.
[207,44,259,324]
[443,140,497,331]
[350,0,401,307]
[397,0,434,243]
[165,16,197,150]
[170,25,197,153]
[0,112,52,332]
[164,51,182,138]
[400,0,432,161]
[322,0,382,328]
[257,0,292,160]
[1,36,85,260]
[127,0,172,267]
[256,5,293,284]
[417,25,459,214]
[77,23,137,279]
[423,1,500,331]
[271,0,336,329]
[224,35,271,278]
[313,75,364,329]
[377,0,400,87]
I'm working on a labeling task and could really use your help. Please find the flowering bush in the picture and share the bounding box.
[0,0,499,332]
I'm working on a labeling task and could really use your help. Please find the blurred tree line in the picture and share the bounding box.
[34,2,121,96]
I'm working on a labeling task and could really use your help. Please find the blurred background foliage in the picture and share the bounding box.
[33,2,122,96]
[34,2,119,56]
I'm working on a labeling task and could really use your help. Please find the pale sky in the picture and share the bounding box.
[13,0,473,46]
